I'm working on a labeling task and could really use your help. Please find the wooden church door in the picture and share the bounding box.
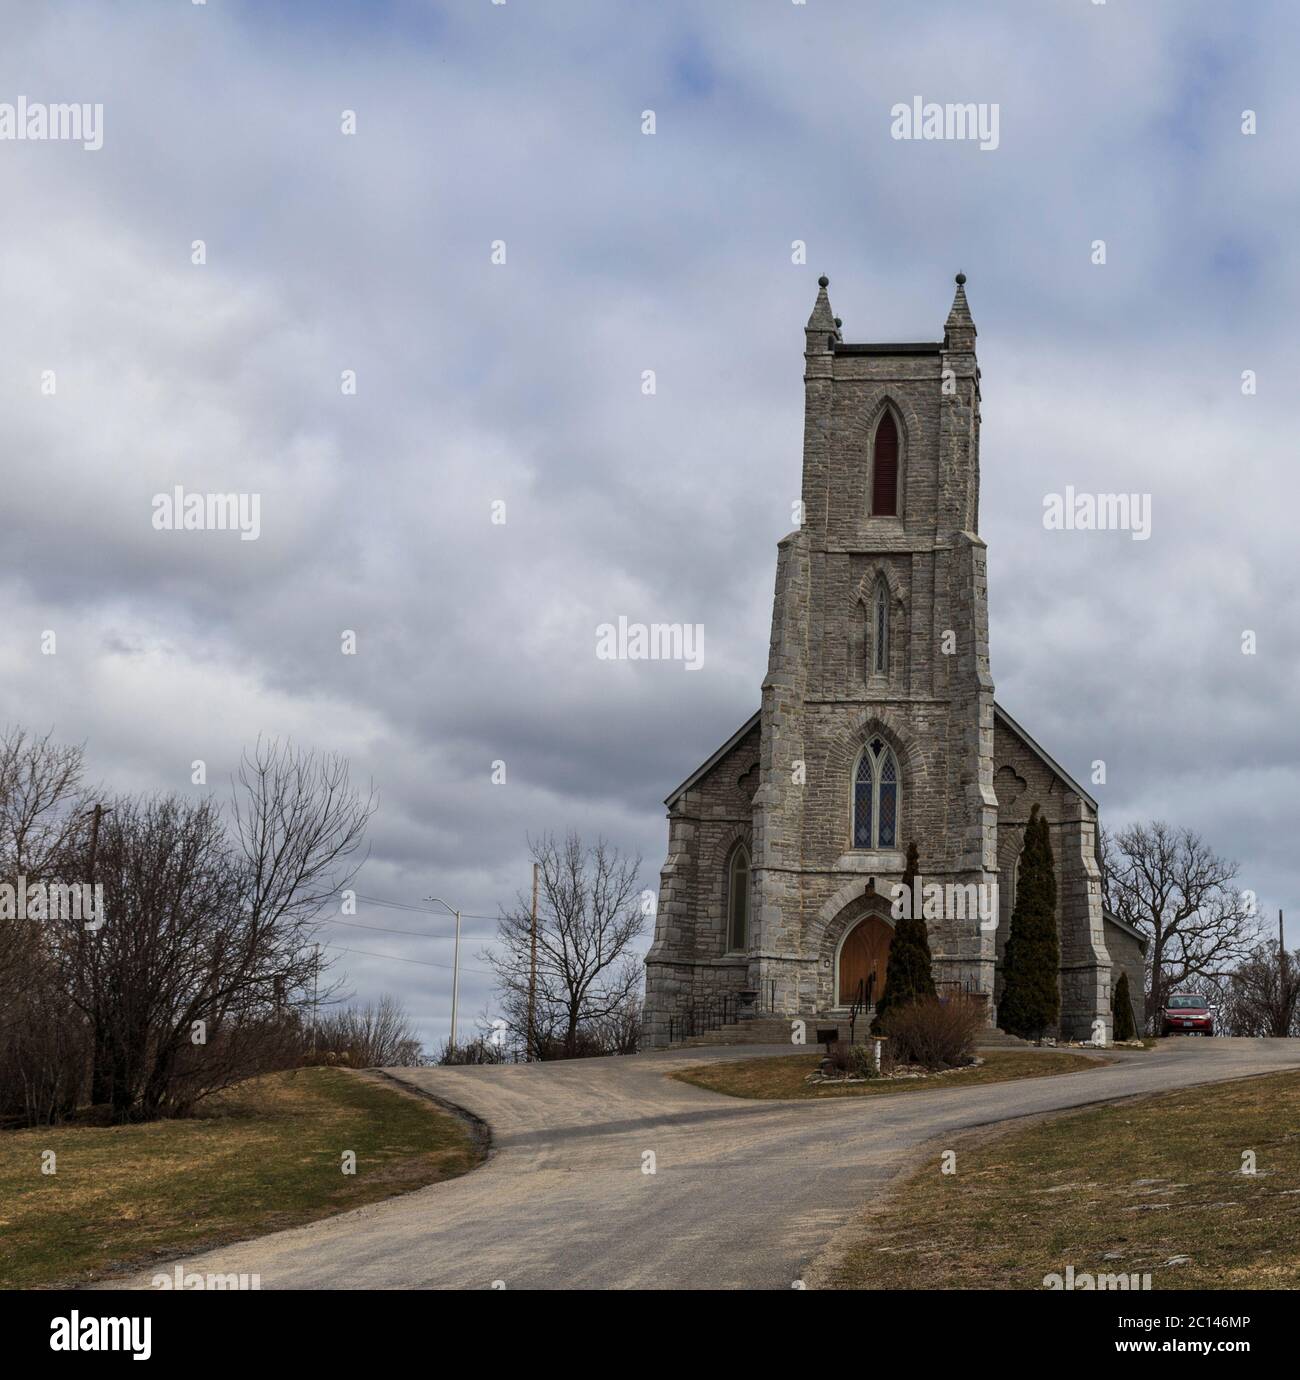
[838,915,893,1005]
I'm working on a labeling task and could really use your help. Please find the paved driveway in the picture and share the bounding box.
[110,1038,1300,1289]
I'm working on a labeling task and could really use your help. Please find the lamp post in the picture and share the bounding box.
[424,896,463,1049]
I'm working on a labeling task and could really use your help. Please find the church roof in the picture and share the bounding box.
[665,702,1097,812]
[1103,907,1149,951]
[663,711,760,807]
[993,702,1098,811]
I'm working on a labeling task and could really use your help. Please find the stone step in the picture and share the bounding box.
[669,1014,1020,1051]
[670,1014,879,1049]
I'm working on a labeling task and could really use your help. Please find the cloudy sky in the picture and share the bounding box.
[2,0,1297,1050]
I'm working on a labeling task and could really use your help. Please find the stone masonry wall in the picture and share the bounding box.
[1103,917,1148,1035]
[642,722,759,1046]
[993,712,1113,1040]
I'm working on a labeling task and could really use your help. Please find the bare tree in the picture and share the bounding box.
[311,995,423,1067]
[0,732,377,1125]
[0,727,90,880]
[1102,821,1258,1032]
[47,742,374,1122]
[55,794,264,1119]
[486,833,646,1059]
[590,984,644,1056]
[1220,944,1300,1037]
[231,738,375,937]
[0,729,91,1125]
[0,728,90,997]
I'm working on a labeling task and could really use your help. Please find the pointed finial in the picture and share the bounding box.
[945,271,975,336]
[806,274,836,335]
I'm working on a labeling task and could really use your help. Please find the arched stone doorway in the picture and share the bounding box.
[837,913,894,1006]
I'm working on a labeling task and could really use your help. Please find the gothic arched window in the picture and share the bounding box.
[871,411,899,516]
[872,577,889,676]
[727,843,750,951]
[853,738,901,849]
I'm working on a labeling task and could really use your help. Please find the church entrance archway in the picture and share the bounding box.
[837,914,893,1006]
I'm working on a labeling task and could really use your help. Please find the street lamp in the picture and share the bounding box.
[424,895,463,1049]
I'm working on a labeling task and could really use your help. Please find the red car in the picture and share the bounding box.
[1161,993,1214,1037]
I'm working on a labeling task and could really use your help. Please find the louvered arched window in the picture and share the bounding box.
[853,738,901,849]
[871,412,899,516]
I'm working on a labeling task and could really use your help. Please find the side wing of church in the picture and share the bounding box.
[643,275,1145,1047]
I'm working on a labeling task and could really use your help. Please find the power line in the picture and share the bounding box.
[322,942,496,975]
[320,915,497,943]
[351,891,502,922]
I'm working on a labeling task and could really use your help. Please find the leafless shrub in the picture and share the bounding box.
[820,1040,891,1079]
[308,996,423,1068]
[436,1035,509,1066]
[881,995,982,1069]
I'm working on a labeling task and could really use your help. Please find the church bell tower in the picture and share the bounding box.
[749,273,999,1016]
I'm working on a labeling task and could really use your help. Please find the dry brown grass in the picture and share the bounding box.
[822,1069,1300,1290]
[0,1066,481,1288]
[672,1047,1106,1100]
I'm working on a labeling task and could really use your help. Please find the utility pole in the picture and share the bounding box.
[1280,910,1287,978]
[312,942,320,1055]
[82,802,112,1107]
[425,896,464,1051]
[450,907,461,1048]
[86,802,111,881]
[527,862,539,1062]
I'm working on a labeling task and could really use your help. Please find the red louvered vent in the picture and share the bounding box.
[872,413,899,516]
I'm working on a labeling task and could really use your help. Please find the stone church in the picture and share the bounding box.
[643,275,1146,1047]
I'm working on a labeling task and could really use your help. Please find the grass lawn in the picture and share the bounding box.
[672,1047,1106,1100]
[0,1066,481,1288]
[820,1069,1300,1290]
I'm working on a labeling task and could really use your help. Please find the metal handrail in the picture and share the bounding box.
[849,972,875,1044]
[668,993,738,1044]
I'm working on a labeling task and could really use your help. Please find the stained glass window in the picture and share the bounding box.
[853,743,901,849]
[853,753,873,847]
[878,749,898,847]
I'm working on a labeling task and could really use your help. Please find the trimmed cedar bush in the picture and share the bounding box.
[881,994,982,1070]
[999,804,1061,1041]
[873,840,936,1033]
[1112,969,1137,1041]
